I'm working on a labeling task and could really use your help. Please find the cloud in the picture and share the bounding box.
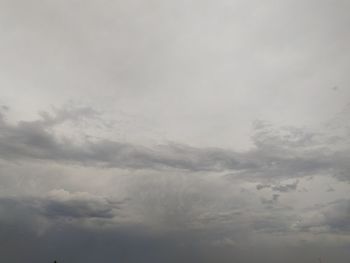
[1,0,350,261]
[272,181,299,192]
[256,183,271,190]
[0,173,349,263]
[42,189,120,219]
[295,199,350,233]
[0,106,255,171]
[36,104,100,127]
[0,190,122,221]
[1,105,350,183]
[256,180,299,192]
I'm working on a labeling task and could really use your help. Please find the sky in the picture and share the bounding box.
[0,0,350,262]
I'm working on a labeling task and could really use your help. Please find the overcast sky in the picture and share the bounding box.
[1,0,350,262]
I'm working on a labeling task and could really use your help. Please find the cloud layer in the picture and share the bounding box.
[1,106,349,182]
[1,0,350,261]
[0,105,349,262]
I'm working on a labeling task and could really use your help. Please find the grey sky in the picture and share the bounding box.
[0,0,350,262]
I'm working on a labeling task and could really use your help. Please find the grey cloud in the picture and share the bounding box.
[272,194,280,201]
[326,186,335,192]
[42,189,120,219]
[296,199,350,233]
[37,104,99,127]
[0,209,318,263]
[0,177,348,263]
[1,0,350,261]
[257,181,299,192]
[1,105,9,111]
[0,108,255,171]
[0,195,308,263]
[1,106,350,182]
[0,190,121,221]
[252,213,290,234]
[260,194,280,207]
[256,183,271,190]
[43,200,114,219]
[272,180,299,192]
[0,197,209,263]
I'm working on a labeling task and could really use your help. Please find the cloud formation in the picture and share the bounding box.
[0,190,121,222]
[256,180,299,192]
[295,199,350,234]
[1,106,350,184]
[1,0,350,261]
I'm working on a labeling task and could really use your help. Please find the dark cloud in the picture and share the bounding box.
[257,181,299,192]
[256,183,271,190]
[42,190,121,219]
[1,194,349,263]
[0,202,207,263]
[272,181,299,192]
[0,191,122,221]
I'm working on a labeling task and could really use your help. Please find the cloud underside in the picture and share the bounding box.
[0,107,349,181]
[1,190,349,235]
[1,0,350,260]
[0,193,349,263]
